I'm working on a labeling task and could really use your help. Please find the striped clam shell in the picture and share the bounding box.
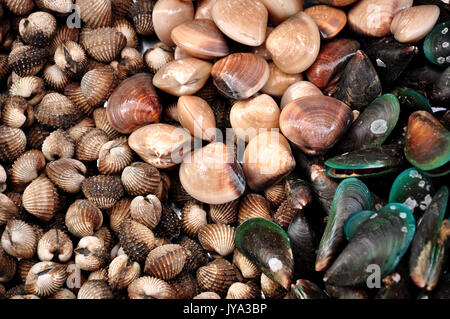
[181,200,208,237]
[22,175,59,222]
[144,244,188,280]
[198,224,235,257]
[238,193,272,224]
[65,199,103,237]
[24,261,67,297]
[128,276,176,299]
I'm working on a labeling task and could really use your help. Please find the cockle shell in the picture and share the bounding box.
[144,244,188,280]
[198,224,236,257]
[65,199,103,238]
[22,175,58,221]
[24,262,67,297]
[128,276,176,299]
[46,159,86,194]
[82,175,124,209]
[37,229,73,263]
[1,219,38,259]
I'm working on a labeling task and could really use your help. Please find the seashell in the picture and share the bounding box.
[259,0,302,25]
[318,0,358,5]
[168,175,192,206]
[46,159,86,194]
[212,0,267,46]
[194,291,221,299]
[129,124,192,169]
[98,137,134,175]
[196,258,238,295]
[198,224,235,257]
[261,273,285,299]
[9,76,45,106]
[93,108,121,139]
[81,27,127,63]
[1,96,30,129]
[0,194,19,225]
[95,226,112,251]
[390,5,440,43]
[180,142,245,205]
[41,129,74,161]
[430,66,450,108]
[43,64,69,91]
[114,18,138,48]
[261,62,302,97]
[348,0,413,37]
[108,198,131,234]
[226,282,259,299]
[0,55,10,81]
[65,199,103,238]
[4,0,35,15]
[24,262,67,297]
[108,254,141,290]
[49,289,77,299]
[121,162,161,196]
[279,96,353,155]
[76,0,114,28]
[76,128,110,162]
[1,219,37,259]
[152,0,194,46]
[128,0,154,36]
[266,12,320,74]
[286,279,328,299]
[230,94,280,142]
[22,175,58,221]
[153,205,181,240]
[35,93,82,129]
[19,11,57,47]
[180,200,207,237]
[82,175,124,209]
[113,47,145,80]
[211,53,269,100]
[264,180,287,206]
[144,244,187,280]
[0,246,16,283]
[119,219,155,262]
[10,150,45,192]
[171,19,229,59]
[54,41,87,79]
[242,131,295,191]
[106,73,162,134]
[304,5,347,40]
[178,236,208,272]
[424,21,450,68]
[27,125,51,151]
[49,25,79,57]
[169,270,198,299]
[174,46,192,60]
[78,280,113,299]
[8,45,47,77]
[128,276,176,299]
[177,95,217,141]
[153,58,212,96]
[88,268,108,281]
[64,83,95,116]
[195,0,217,20]
[35,0,73,14]
[37,229,73,263]
[144,43,174,73]
[0,165,6,192]
[111,0,133,17]
[130,194,162,230]
[81,66,117,108]
[0,125,27,163]
[238,194,272,224]
[75,236,107,271]
[209,199,238,225]
[275,200,297,230]
[233,249,260,279]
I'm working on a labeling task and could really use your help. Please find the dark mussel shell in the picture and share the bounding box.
[424,21,450,67]
[335,94,400,154]
[285,279,328,299]
[392,87,433,114]
[234,217,294,290]
[305,38,360,91]
[409,186,449,291]
[375,271,411,299]
[420,274,450,299]
[325,144,407,179]
[429,66,450,108]
[325,284,369,299]
[285,174,313,210]
[315,178,372,272]
[364,37,418,87]
[324,203,415,287]
[397,62,442,95]
[333,50,382,111]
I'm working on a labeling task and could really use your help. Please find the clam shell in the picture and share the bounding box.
[261,62,303,97]
[22,175,58,221]
[35,93,81,129]
[64,83,95,116]
[111,0,133,16]
[46,159,86,194]
[35,0,73,14]
[42,129,74,161]
[0,194,19,226]
[128,276,176,299]
[261,273,285,299]
[119,219,155,262]
[25,262,67,297]
[275,200,297,230]
[128,0,154,35]
[93,108,121,139]
[238,194,272,224]
[211,53,269,100]
[196,259,238,295]
[75,236,107,271]
[10,150,46,191]
[81,65,117,108]
[121,162,161,196]
[226,282,259,299]
[114,18,138,48]
[144,244,188,280]
[65,199,103,238]
[8,45,47,77]
[1,219,37,259]
[98,137,134,175]
[82,175,124,209]
[304,5,347,39]
[76,0,114,28]
[178,236,209,272]
[19,11,57,47]
[153,205,181,241]
[130,194,162,230]
[198,224,235,257]
[108,198,131,234]
[169,270,199,299]
[143,43,174,73]
[17,259,38,283]
[195,0,217,20]
[4,0,35,15]
[81,27,127,63]
[1,96,29,129]
[49,289,77,299]
[209,199,238,225]
[181,200,208,237]
[9,76,45,106]
[75,128,109,162]
[49,25,79,57]
[78,280,113,299]
[233,249,261,279]
[264,180,287,206]
[0,246,17,283]
[113,47,145,79]
[43,64,69,92]
[194,291,221,299]
[108,254,141,290]
[37,229,73,263]
[54,41,87,78]
[0,125,27,163]
[177,95,217,141]
[259,0,302,25]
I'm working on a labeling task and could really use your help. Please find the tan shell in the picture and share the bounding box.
[41,129,74,161]
[8,45,47,77]
[108,254,141,290]
[275,199,297,229]
[108,198,131,234]
[49,288,77,299]
[81,66,117,108]
[119,219,155,262]
[261,272,285,298]
[81,27,127,63]
[128,123,193,169]
[95,226,112,251]
[77,280,113,299]
[242,131,296,191]
[130,194,162,230]
[113,47,145,79]
[181,200,208,237]
[129,0,154,35]
[25,262,67,297]
[17,259,37,282]
[19,11,57,47]
[196,258,238,295]
[75,236,107,271]
[259,0,303,25]
[212,0,268,46]
[268,12,320,74]
[128,276,176,299]
[111,0,133,16]
[37,229,73,263]
[152,0,194,46]
[76,0,114,28]
[144,43,174,73]
[54,41,87,78]
[4,0,35,15]
[264,179,287,206]
[194,291,221,299]
[171,19,229,59]
[43,64,69,91]
[10,150,46,191]
[1,219,37,259]
[76,128,110,162]
[304,5,347,40]
[144,244,188,280]
[35,0,73,14]
[0,125,27,163]
[0,165,6,192]
[195,0,216,20]
[35,92,82,129]
[153,57,212,96]
[82,175,124,209]
[230,94,280,142]
[22,175,58,221]
[64,83,95,117]
[114,18,138,48]
[238,193,272,224]
[97,137,134,175]
[348,0,413,37]
[390,5,440,43]
[1,96,29,128]
[280,81,323,109]
[262,62,303,97]
[233,249,260,279]
[179,236,209,272]
[226,282,259,299]
[177,95,217,141]
[49,25,80,57]
[46,158,86,194]
[121,162,161,196]
[87,268,108,281]
[0,194,19,226]
[9,76,45,106]
[92,107,121,139]
[198,224,235,257]
[209,199,238,225]
[65,199,103,238]
[0,246,17,282]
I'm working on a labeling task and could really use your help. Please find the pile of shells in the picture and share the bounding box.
[0,0,449,300]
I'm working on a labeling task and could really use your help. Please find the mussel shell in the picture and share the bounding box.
[285,174,313,210]
[392,88,433,115]
[287,279,328,299]
[424,21,450,67]
[430,66,450,108]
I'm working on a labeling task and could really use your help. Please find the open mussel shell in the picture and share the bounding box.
[324,203,415,287]
[335,94,400,154]
[409,186,449,291]
[286,279,328,299]
[404,111,450,176]
[389,168,435,217]
[316,178,372,272]
[424,21,450,67]
[325,144,407,179]
[234,217,294,290]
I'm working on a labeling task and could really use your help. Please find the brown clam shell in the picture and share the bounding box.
[19,11,57,47]
[81,65,117,108]
[198,224,236,257]
[274,200,297,230]
[64,83,95,116]
[128,0,154,36]
[264,179,287,206]
[43,64,69,92]
[1,96,29,129]
[35,93,82,129]
[226,282,259,299]
[108,197,132,234]
[9,76,45,106]
[93,108,121,139]
[82,175,124,209]
[233,249,260,279]
[35,0,73,14]
[128,276,176,299]
[304,5,347,40]
[130,194,162,230]
[25,262,67,297]
[74,236,107,271]
[119,219,155,262]
[22,175,58,221]
[4,0,35,15]
[106,73,162,134]
[111,0,133,17]
[0,125,27,163]
[41,129,74,161]
[121,162,161,197]
[143,43,174,73]
[97,137,134,175]
[75,128,109,162]
[178,236,209,272]
[81,27,127,63]
[211,53,269,100]
[49,25,79,57]
[8,45,47,77]
[78,280,113,299]
[37,229,73,263]
[209,199,239,225]
[76,0,114,28]
[0,246,17,283]
[46,159,87,194]
[238,193,272,224]
[108,254,141,290]
[259,0,303,25]
[114,18,138,48]
[0,193,19,225]
[279,96,353,155]
[261,62,303,97]
[1,219,38,259]
[54,41,87,78]
[196,258,238,295]
[195,0,216,20]
[169,270,199,299]
[181,200,208,238]
[144,244,188,280]
[10,150,46,191]
[318,0,358,6]
[65,199,103,238]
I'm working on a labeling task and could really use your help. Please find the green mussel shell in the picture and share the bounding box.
[392,88,433,114]
[424,21,450,67]
[287,279,328,299]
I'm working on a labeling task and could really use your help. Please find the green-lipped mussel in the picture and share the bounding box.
[285,279,328,299]
[424,21,450,67]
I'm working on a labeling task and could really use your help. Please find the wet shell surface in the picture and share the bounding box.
[97,137,134,175]
[119,219,155,262]
[238,194,272,224]
[144,244,188,280]
[130,194,162,230]
[181,200,207,237]
[198,223,236,257]
[1,219,38,259]
[196,258,238,295]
